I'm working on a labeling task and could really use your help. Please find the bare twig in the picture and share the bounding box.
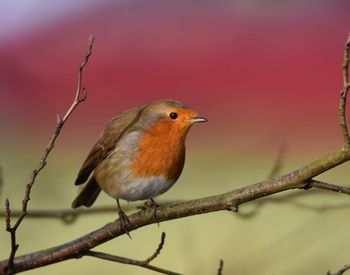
[217,259,224,275]
[85,232,181,275]
[326,32,350,275]
[85,251,181,275]
[327,264,350,275]
[266,145,286,180]
[0,207,118,224]
[0,201,179,223]
[236,178,350,219]
[303,179,350,195]
[3,35,95,274]
[4,199,18,273]
[143,232,166,265]
[339,33,350,149]
[0,166,3,197]
[237,189,350,218]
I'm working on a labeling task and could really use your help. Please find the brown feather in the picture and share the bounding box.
[74,106,144,186]
[71,177,101,208]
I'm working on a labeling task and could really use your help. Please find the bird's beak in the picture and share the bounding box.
[190,116,208,123]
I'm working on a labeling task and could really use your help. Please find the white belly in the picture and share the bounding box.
[119,176,175,201]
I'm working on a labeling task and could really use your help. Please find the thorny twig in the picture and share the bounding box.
[85,232,181,275]
[3,35,95,274]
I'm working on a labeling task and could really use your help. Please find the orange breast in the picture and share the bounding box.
[130,120,186,181]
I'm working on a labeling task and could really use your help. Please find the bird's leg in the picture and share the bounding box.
[116,199,132,239]
[150,198,160,226]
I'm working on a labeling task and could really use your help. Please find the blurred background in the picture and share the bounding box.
[1,0,350,274]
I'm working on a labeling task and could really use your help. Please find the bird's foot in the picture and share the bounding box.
[137,199,160,226]
[118,209,132,239]
[116,199,132,239]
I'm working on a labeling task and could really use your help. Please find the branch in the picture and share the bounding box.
[237,188,350,218]
[3,34,95,275]
[266,145,286,180]
[1,147,350,273]
[327,264,350,275]
[2,182,350,222]
[217,259,224,275]
[0,166,3,197]
[84,233,181,275]
[0,201,179,223]
[143,231,166,265]
[304,180,350,195]
[339,33,350,149]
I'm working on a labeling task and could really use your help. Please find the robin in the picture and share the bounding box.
[72,99,207,234]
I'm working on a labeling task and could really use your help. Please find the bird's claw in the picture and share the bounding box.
[118,209,132,239]
[137,199,160,226]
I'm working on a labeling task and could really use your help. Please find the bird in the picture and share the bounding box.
[71,99,207,234]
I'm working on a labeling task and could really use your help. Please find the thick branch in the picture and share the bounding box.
[1,148,350,273]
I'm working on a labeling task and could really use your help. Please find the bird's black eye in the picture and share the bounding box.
[169,112,178,120]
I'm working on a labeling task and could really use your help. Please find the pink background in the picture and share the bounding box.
[1,1,350,275]
[1,1,349,152]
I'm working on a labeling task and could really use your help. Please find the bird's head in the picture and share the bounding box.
[140,100,207,137]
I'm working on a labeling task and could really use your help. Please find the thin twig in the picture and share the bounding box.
[303,180,350,195]
[0,166,3,197]
[339,33,350,149]
[217,259,224,275]
[327,264,350,275]
[237,189,350,218]
[0,201,179,223]
[266,145,286,180]
[0,207,118,223]
[142,232,166,265]
[237,179,350,218]
[85,232,181,275]
[3,35,95,275]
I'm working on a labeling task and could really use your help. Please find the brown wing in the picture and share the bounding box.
[74,106,144,185]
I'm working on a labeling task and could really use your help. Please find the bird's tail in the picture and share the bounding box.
[71,177,101,208]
